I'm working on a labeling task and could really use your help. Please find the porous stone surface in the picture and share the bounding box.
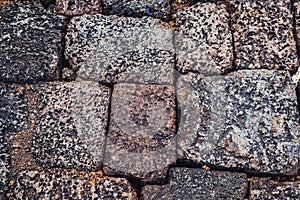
[104,83,176,183]
[294,0,300,55]
[9,169,137,199]
[0,83,28,198]
[65,14,174,85]
[174,2,233,75]
[250,178,300,199]
[102,0,171,21]
[141,168,248,199]
[0,2,67,83]
[29,82,110,170]
[231,0,298,71]
[55,0,102,15]
[177,70,300,175]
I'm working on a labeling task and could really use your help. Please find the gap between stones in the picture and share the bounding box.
[49,0,300,198]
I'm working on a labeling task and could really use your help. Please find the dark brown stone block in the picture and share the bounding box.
[104,83,176,183]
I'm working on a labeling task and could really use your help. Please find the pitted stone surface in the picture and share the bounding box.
[55,0,101,15]
[0,84,28,198]
[174,2,233,75]
[141,168,248,199]
[104,83,176,183]
[0,2,67,83]
[250,178,300,199]
[102,0,171,21]
[29,82,110,170]
[177,70,300,174]
[294,0,300,55]
[9,169,137,199]
[231,0,298,71]
[65,14,174,85]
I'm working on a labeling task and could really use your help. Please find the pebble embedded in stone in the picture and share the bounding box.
[102,0,171,21]
[250,177,300,199]
[0,2,67,83]
[55,0,102,15]
[104,83,177,183]
[174,2,233,75]
[9,169,137,199]
[65,14,174,85]
[29,82,110,171]
[141,168,248,199]
[231,0,298,71]
[177,70,300,175]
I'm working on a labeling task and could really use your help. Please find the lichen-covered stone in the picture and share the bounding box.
[0,2,67,83]
[55,0,101,15]
[30,82,110,170]
[65,14,174,85]
[174,2,233,75]
[250,178,300,199]
[141,168,248,199]
[231,0,298,71]
[102,0,171,21]
[9,169,137,199]
[0,83,28,198]
[177,70,300,175]
[104,83,176,183]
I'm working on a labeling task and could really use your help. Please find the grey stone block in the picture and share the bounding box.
[177,70,300,175]
[29,82,110,170]
[102,0,171,21]
[231,0,298,71]
[0,2,67,83]
[250,177,300,199]
[9,169,137,199]
[65,14,174,85]
[175,2,233,75]
[141,168,248,199]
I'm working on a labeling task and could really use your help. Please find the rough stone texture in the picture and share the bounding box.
[294,0,300,55]
[177,70,300,175]
[231,0,298,71]
[65,14,174,85]
[0,83,28,198]
[141,168,248,199]
[9,169,137,199]
[102,0,171,21]
[104,83,176,183]
[29,82,110,171]
[0,2,67,83]
[174,2,233,75]
[55,0,102,15]
[250,178,300,199]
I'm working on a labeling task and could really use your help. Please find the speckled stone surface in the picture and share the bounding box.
[0,2,67,83]
[141,168,248,199]
[102,0,171,21]
[0,83,28,198]
[29,82,110,170]
[65,14,174,84]
[104,83,176,183]
[177,70,300,175]
[294,0,300,55]
[174,2,233,75]
[231,0,298,71]
[9,169,137,199]
[250,178,300,199]
[55,0,101,15]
